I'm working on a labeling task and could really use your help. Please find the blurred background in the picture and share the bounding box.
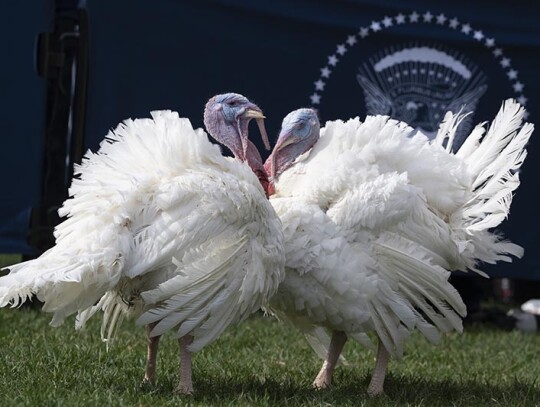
[1,0,539,325]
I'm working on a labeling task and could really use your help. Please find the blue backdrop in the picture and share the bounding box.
[1,0,539,279]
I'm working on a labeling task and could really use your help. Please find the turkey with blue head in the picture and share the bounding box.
[265,100,532,396]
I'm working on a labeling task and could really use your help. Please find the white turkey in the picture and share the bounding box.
[264,99,533,396]
[0,92,285,395]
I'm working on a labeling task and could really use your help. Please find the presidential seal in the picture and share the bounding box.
[309,10,528,149]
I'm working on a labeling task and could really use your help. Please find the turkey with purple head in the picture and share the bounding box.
[0,92,284,395]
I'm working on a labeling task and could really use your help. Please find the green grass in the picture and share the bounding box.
[0,308,539,407]
[0,254,22,269]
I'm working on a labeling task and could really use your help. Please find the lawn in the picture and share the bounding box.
[0,307,538,406]
[0,254,539,406]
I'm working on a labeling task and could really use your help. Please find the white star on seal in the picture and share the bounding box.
[507,69,518,79]
[395,13,406,24]
[310,93,321,105]
[336,44,347,55]
[328,55,338,66]
[371,21,382,31]
[524,111,530,120]
[346,35,357,46]
[314,80,325,91]
[382,16,393,27]
[513,82,524,92]
[436,14,447,24]
[473,31,484,41]
[359,27,369,38]
[500,57,511,67]
[449,18,459,28]
[423,11,433,22]
[461,24,471,34]
[485,38,495,47]
[493,48,503,57]
[321,67,331,78]
[517,95,528,105]
[409,12,419,22]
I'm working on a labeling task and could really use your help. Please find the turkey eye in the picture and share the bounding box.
[227,100,238,106]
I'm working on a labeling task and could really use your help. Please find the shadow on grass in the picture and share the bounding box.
[137,372,540,406]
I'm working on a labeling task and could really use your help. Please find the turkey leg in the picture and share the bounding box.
[142,322,161,385]
[312,330,347,389]
[175,334,194,395]
[367,339,389,397]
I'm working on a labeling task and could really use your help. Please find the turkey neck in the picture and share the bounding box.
[246,141,270,197]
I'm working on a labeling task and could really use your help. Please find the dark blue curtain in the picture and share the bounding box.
[0,1,50,254]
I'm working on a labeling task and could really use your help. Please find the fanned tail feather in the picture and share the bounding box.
[433,108,472,152]
[464,100,528,175]
[0,270,37,308]
[459,100,532,232]
[0,267,122,327]
[433,99,533,272]
[373,235,466,350]
[0,227,130,327]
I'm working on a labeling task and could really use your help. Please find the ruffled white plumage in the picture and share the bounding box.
[0,110,284,352]
[270,99,532,358]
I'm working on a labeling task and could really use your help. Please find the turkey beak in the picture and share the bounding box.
[242,106,270,158]
[269,128,295,179]
[274,130,297,152]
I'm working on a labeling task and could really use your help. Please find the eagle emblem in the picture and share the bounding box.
[357,45,487,147]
